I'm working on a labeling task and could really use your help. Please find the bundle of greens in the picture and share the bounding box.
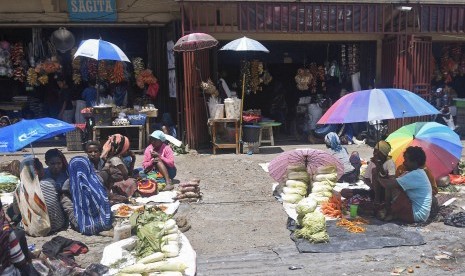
[129,209,171,258]
[294,211,329,243]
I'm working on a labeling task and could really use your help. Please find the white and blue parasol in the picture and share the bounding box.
[73,39,130,62]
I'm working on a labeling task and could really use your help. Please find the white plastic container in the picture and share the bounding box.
[224,97,241,119]
[213,104,225,119]
[113,221,132,242]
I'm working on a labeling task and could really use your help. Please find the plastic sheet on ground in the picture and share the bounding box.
[100,233,196,276]
[333,180,370,193]
[135,191,177,204]
[288,218,425,253]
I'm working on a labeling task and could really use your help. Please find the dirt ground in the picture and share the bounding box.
[2,140,465,275]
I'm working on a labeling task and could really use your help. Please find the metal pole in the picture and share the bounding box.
[239,72,246,143]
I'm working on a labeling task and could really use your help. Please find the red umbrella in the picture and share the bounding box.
[268,149,344,183]
[173,33,218,52]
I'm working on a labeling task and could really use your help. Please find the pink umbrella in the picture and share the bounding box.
[173,33,218,52]
[268,149,344,183]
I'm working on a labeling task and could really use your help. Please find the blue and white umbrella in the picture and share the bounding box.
[0,118,76,152]
[73,39,130,62]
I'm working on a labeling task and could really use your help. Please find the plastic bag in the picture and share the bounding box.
[146,83,159,100]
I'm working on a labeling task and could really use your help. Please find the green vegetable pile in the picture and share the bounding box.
[294,211,329,243]
[129,208,171,258]
[0,173,19,193]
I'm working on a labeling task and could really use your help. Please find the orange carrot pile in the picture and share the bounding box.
[336,218,367,233]
[321,194,343,218]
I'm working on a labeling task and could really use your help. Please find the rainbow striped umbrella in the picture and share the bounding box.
[386,122,462,178]
[318,88,439,124]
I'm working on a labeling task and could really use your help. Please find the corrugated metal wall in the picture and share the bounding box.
[382,35,434,133]
[181,50,211,149]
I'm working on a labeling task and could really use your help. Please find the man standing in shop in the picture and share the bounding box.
[57,78,74,123]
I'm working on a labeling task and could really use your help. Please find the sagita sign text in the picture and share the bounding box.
[67,0,117,22]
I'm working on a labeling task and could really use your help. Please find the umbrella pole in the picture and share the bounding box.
[29,144,35,157]
[239,72,246,144]
[96,60,100,104]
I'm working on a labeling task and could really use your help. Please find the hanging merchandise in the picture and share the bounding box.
[98,60,108,81]
[0,41,12,77]
[340,44,347,80]
[295,68,313,91]
[71,47,81,85]
[200,79,219,97]
[132,57,145,78]
[111,62,125,84]
[250,60,261,93]
[348,44,360,75]
[10,42,25,82]
[26,68,38,86]
[136,69,158,89]
[240,60,252,94]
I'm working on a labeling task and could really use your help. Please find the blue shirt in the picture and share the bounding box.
[81,87,97,107]
[397,169,432,222]
[44,168,68,192]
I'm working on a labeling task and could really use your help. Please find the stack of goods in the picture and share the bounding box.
[121,209,187,275]
[294,206,329,243]
[308,166,338,205]
[175,179,201,203]
[282,165,309,207]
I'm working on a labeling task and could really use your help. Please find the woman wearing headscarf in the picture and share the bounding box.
[142,130,176,190]
[14,157,51,237]
[324,132,359,183]
[44,149,69,192]
[67,156,111,235]
[100,134,137,198]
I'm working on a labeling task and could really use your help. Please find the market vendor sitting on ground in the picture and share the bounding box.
[363,140,396,206]
[100,134,137,199]
[143,130,177,190]
[378,146,432,223]
[44,148,69,193]
[324,132,360,183]
[85,140,105,172]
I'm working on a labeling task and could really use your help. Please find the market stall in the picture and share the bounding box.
[268,149,426,253]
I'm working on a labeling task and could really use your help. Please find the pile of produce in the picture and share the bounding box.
[282,165,309,206]
[125,208,188,275]
[294,210,329,243]
[336,217,368,233]
[308,165,338,204]
[175,179,201,203]
[321,194,343,218]
[0,172,19,193]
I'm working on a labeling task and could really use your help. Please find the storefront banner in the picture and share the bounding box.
[67,0,117,22]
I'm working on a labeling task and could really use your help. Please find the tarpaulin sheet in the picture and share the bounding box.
[288,218,425,253]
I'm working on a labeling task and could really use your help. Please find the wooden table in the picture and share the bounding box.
[93,125,145,152]
[209,118,240,154]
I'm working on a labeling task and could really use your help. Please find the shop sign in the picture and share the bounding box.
[67,0,117,22]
